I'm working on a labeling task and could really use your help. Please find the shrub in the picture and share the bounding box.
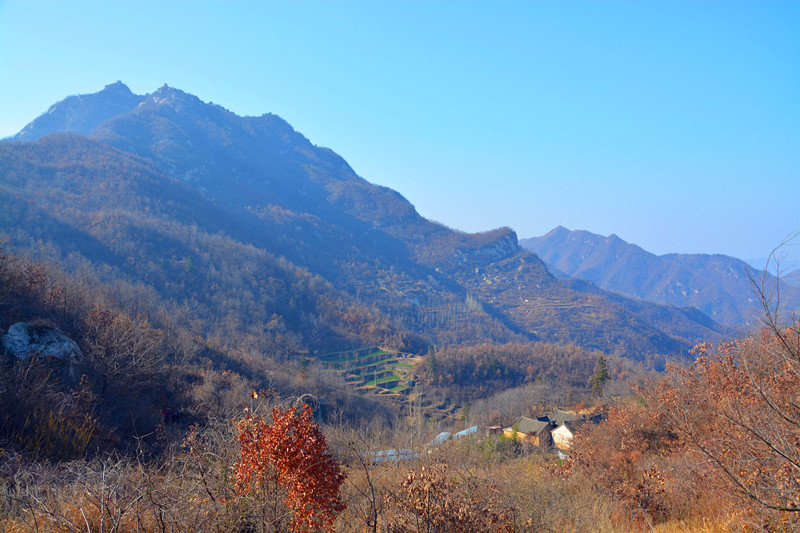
[383,463,515,532]
[234,404,346,532]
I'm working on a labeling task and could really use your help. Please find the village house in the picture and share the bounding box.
[552,413,604,450]
[546,409,584,427]
[505,409,604,450]
[503,416,553,447]
[552,421,579,450]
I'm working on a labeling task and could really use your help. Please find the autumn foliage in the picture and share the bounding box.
[4,242,800,531]
[569,393,688,526]
[234,404,347,532]
[660,321,800,525]
[384,464,515,532]
[570,318,800,529]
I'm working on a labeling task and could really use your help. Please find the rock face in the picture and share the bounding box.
[453,232,520,267]
[2,322,82,364]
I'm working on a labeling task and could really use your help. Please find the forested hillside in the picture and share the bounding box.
[2,244,797,532]
[1,83,726,364]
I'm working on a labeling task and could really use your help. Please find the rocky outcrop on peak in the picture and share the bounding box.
[453,231,520,267]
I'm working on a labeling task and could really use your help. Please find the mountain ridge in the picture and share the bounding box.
[1,83,728,364]
[521,227,800,327]
[11,81,146,142]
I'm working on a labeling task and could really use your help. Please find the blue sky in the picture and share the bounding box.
[1,1,798,267]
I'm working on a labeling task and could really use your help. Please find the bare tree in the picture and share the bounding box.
[662,235,800,527]
[83,305,165,395]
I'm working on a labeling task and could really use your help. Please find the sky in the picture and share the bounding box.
[1,1,798,267]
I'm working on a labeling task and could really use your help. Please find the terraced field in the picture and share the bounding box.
[318,347,420,395]
[318,347,461,421]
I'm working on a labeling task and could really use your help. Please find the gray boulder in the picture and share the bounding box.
[2,322,82,364]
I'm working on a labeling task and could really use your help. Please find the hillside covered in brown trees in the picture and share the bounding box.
[1,83,730,364]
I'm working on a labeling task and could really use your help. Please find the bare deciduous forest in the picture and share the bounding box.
[2,244,799,532]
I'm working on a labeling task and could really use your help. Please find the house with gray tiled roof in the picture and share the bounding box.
[552,413,604,450]
[505,409,604,449]
[503,416,553,447]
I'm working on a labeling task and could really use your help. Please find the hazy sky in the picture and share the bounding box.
[1,1,798,266]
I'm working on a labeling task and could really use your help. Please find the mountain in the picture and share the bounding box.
[1,83,728,366]
[520,226,800,327]
[11,81,146,142]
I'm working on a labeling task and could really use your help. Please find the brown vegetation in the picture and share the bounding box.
[3,243,800,531]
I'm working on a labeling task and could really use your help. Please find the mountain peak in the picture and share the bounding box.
[2,83,739,362]
[154,83,175,94]
[103,81,133,94]
[12,82,144,142]
[141,84,206,114]
[150,84,182,99]
[541,225,570,239]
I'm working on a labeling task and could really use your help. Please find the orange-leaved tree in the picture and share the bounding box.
[656,239,800,527]
[234,404,346,532]
[660,322,800,524]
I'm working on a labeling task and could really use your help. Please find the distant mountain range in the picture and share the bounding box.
[0,83,732,365]
[520,226,800,328]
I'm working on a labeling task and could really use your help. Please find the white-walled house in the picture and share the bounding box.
[552,413,604,450]
[552,422,578,450]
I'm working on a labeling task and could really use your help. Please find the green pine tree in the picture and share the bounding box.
[591,356,610,396]
[426,346,438,375]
